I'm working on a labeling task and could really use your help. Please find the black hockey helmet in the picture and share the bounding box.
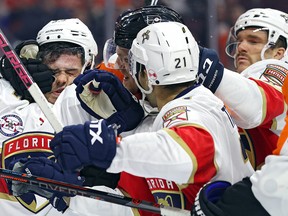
[114,5,184,49]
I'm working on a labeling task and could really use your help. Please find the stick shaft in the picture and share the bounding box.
[0,168,160,213]
[0,168,190,215]
[0,29,63,132]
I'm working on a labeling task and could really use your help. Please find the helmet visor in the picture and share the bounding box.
[225,26,272,58]
[225,27,238,58]
[103,38,120,69]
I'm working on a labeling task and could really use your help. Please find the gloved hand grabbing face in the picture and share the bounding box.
[0,40,54,102]
[74,69,144,134]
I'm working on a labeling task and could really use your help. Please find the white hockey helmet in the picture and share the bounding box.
[226,8,288,59]
[129,22,199,94]
[36,18,98,68]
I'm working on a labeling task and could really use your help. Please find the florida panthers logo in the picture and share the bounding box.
[0,114,24,137]
[2,131,54,213]
[142,30,150,44]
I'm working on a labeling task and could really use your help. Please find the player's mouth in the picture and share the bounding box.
[52,87,65,96]
[237,55,251,65]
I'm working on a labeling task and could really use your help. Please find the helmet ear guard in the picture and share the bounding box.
[128,41,152,94]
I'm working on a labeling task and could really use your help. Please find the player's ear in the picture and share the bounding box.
[274,47,286,59]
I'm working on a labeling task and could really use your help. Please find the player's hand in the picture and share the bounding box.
[192,181,231,216]
[80,165,120,189]
[0,40,54,103]
[197,46,224,93]
[8,157,83,212]
[74,69,144,134]
[50,119,117,172]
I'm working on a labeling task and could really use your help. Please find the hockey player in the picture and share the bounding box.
[0,18,98,216]
[197,8,288,169]
[52,5,186,216]
[192,74,288,216]
[46,22,254,212]
[101,6,186,215]
[103,5,184,99]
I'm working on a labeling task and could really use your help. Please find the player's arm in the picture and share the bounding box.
[108,125,217,184]
[215,69,285,129]
[197,47,286,129]
[50,120,216,185]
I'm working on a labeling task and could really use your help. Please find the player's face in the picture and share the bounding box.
[234,28,268,73]
[116,46,139,94]
[45,54,82,104]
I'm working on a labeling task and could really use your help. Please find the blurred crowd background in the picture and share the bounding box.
[0,0,287,70]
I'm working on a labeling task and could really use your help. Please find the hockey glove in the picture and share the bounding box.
[8,157,84,212]
[197,46,224,93]
[0,40,54,103]
[50,119,117,172]
[80,165,120,189]
[192,178,270,216]
[74,69,144,134]
[192,181,231,216]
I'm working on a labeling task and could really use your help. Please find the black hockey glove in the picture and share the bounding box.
[0,40,54,103]
[80,165,120,189]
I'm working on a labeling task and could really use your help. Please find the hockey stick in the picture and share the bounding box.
[0,29,63,133]
[0,168,190,216]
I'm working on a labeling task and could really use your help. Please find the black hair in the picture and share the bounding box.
[37,42,85,66]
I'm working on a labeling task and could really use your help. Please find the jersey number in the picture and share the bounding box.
[198,58,213,83]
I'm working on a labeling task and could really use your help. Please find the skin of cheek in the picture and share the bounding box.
[235,45,264,73]
[116,47,139,94]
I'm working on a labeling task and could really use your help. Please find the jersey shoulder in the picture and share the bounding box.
[241,59,288,87]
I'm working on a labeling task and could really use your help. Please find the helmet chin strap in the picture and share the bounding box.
[260,43,272,60]
[80,55,96,74]
[134,72,153,95]
[133,63,153,95]
[89,54,96,69]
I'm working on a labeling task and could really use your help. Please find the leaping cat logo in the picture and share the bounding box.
[142,30,150,44]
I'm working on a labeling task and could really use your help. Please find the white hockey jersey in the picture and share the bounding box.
[107,85,254,210]
[215,59,287,169]
[0,78,60,216]
[0,79,134,216]
[250,75,288,216]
